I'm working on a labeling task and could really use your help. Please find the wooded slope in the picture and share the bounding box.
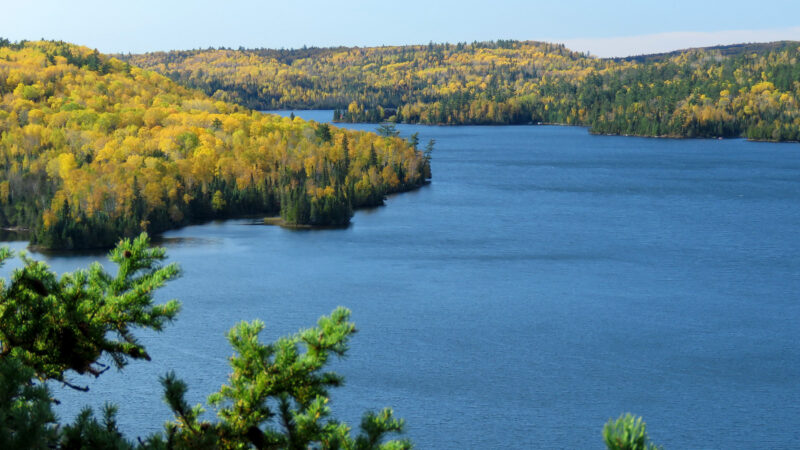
[0,40,429,249]
[123,40,800,141]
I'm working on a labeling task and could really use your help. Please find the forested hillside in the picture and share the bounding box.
[123,40,800,141]
[0,39,430,249]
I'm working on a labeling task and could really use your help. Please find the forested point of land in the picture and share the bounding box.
[0,39,430,249]
[122,40,800,141]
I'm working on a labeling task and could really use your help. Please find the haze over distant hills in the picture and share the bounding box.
[562,26,800,58]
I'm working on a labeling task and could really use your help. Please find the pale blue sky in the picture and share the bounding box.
[2,0,799,57]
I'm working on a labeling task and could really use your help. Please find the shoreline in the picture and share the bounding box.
[4,181,431,251]
[320,113,795,143]
[262,217,345,230]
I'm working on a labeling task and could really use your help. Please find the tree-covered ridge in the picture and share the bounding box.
[613,41,794,64]
[0,40,430,249]
[121,41,591,115]
[123,40,800,141]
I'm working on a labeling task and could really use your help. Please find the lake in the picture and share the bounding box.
[4,111,799,448]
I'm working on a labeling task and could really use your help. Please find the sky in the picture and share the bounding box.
[2,0,800,57]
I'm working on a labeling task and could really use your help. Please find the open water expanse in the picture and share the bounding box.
[3,111,799,448]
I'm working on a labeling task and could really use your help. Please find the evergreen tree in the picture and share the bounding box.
[376,123,400,138]
[0,235,411,449]
[0,233,666,448]
[407,132,419,150]
[315,123,333,143]
[0,234,180,387]
[603,414,663,450]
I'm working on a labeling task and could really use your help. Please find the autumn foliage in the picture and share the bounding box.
[0,40,430,249]
[124,40,800,141]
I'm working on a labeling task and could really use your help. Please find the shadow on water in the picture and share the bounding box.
[0,228,31,243]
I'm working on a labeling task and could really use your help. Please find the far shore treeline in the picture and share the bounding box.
[0,39,430,250]
[122,40,800,141]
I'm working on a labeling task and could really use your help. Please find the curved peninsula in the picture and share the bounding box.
[0,40,430,249]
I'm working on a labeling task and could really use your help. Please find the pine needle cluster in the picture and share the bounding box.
[0,233,410,449]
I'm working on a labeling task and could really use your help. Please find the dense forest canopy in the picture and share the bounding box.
[122,40,800,141]
[0,39,430,249]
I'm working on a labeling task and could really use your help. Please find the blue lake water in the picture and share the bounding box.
[4,111,799,448]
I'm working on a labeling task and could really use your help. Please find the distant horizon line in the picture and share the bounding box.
[103,38,797,55]
[6,26,800,59]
